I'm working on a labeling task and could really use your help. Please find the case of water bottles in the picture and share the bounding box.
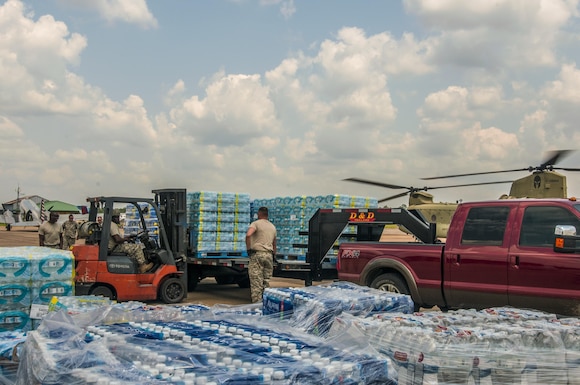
[15,299,396,385]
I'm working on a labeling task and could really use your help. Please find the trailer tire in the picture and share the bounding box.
[370,273,410,295]
[90,285,116,300]
[159,277,186,304]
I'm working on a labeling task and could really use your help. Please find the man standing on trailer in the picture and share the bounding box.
[246,206,277,303]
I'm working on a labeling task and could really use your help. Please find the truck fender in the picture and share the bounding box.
[360,258,423,305]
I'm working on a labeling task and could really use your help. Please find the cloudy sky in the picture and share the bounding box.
[2,0,580,207]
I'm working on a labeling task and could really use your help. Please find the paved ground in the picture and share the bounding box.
[0,226,325,306]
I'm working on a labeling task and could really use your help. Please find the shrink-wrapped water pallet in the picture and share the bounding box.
[252,194,378,259]
[328,306,580,385]
[0,247,74,332]
[16,298,396,384]
[187,191,252,256]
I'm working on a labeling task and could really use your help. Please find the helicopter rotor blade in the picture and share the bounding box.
[541,149,573,168]
[421,169,528,180]
[554,167,580,172]
[424,180,514,190]
[378,191,411,203]
[343,177,409,190]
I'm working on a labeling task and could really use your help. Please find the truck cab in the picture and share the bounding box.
[443,198,580,315]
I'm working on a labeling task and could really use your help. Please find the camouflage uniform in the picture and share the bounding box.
[108,221,147,266]
[112,243,147,265]
[246,213,277,303]
[61,220,78,250]
[248,251,274,302]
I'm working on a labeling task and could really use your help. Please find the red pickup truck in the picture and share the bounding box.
[337,198,580,316]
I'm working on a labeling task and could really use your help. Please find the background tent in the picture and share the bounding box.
[43,200,81,214]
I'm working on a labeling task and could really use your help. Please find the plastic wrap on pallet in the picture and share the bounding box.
[16,301,396,385]
[0,248,74,333]
[0,330,26,385]
[262,282,414,337]
[324,307,580,385]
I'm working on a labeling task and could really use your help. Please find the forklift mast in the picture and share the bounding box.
[152,189,188,255]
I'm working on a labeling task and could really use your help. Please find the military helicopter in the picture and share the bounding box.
[343,178,512,238]
[421,149,580,199]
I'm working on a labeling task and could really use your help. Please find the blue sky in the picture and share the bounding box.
[2,0,580,207]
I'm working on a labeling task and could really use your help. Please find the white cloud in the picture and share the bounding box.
[260,0,296,18]
[544,63,580,103]
[404,0,579,69]
[58,0,158,28]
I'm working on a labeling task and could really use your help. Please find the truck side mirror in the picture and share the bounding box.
[554,225,579,253]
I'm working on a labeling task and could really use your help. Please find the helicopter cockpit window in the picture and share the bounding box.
[520,206,580,247]
[461,207,510,245]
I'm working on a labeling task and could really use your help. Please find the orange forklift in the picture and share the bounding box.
[72,190,187,303]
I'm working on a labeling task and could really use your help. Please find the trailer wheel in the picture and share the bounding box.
[5,224,10,231]
[159,277,186,304]
[370,273,410,295]
[90,285,116,300]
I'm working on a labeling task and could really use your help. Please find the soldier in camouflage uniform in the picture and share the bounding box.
[61,214,78,250]
[108,212,153,274]
[246,206,277,303]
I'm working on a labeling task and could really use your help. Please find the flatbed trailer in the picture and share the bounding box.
[152,189,436,291]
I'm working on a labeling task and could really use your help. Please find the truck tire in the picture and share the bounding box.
[90,285,116,300]
[370,273,410,295]
[159,277,186,304]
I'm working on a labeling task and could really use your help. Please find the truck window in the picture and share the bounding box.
[520,206,580,247]
[461,206,510,245]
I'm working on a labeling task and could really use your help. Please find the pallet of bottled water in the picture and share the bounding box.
[187,191,252,255]
[0,247,74,332]
[252,194,378,257]
[263,281,414,336]
[17,301,396,384]
[326,306,580,385]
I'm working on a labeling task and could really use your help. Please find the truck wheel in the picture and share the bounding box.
[5,224,10,231]
[159,277,186,304]
[370,273,410,295]
[90,285,116,300]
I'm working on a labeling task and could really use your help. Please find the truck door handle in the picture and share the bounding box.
[510,255,520,267]
[449,254,460,265]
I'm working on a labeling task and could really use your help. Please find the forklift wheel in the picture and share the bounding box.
[90,285,115,300]
[159,277,186,304]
